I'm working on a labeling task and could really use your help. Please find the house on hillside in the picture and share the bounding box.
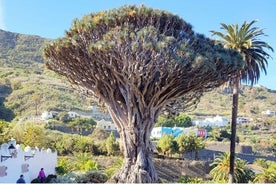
[150,127,207,139]
[194,115,229,127]
[96,119,117,131]
[41,111,58,120]
[151,127,174,139]
[237,116,252,124]
[261,110,275,116]
[68,111,80,118]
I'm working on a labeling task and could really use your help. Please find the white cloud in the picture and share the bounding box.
[0,0,6,30]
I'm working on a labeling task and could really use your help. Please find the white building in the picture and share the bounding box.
[194,115,229,127]
[68,111,80,118]
[261,110,275,116]
[41,111,53,120]
[237,116,252,124]
[0,139,57,183]
[96,119,117,131]
[41,111,58,120]
[151,127,207,139]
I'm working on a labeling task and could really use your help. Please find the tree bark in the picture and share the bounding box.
[112,132,159,183]
[229,77,239,183]
[108,107,160,183]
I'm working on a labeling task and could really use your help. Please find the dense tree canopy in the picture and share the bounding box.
[44,5,243,183]
[44,5,242,115]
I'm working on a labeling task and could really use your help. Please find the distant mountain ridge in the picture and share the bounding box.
[0,29,275,122]
[0,29,49,68]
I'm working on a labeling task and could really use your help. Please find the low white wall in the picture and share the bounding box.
[0,142,57,183]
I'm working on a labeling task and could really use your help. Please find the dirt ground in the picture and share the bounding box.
[154,158,211,182]
[95,156,211,182]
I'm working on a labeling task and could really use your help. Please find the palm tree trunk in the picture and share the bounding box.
[229,77,239,183]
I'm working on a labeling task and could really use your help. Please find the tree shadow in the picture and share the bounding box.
[0,84,15,121]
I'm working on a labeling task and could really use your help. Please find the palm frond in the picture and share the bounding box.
[210,20,273,85]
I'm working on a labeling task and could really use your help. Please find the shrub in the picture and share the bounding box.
[75,171,108,183]
[178,176,203,183]
[104,157,123,178]
[51,171,108,183]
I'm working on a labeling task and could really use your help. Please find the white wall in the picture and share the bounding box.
[0,142,57,183]
[96,119,117,131]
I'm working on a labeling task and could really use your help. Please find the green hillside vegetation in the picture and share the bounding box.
[0,29,46,69]
[188,85,276,119]
[0,29,91,121]
[0,29,276,123]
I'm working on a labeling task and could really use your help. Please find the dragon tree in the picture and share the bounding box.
[44,5,242,183]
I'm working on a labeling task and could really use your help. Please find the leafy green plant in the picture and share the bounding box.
[105,131,119,156]
[210,152,253,183]
[175,133,205,160]
[56,157,74,175]
[157,134,177,156]
[51,171,108,183]
[178,176,203,183]
[73,152,98,172]
[104,157,123,178]
[254,159,276,183]
[155,113,192,127]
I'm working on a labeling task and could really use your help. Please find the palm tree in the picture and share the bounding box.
[254,162,276,183]
[211,20,273,183]
[74,152,98,171]
[210,152,230,182]
[210,152,253,183]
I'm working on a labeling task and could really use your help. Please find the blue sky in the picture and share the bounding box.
[0,0,275,90]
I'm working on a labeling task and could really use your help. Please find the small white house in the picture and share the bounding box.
[261,110,275,116]
[237,116,252,124]
[41,111,58,120]
[96,119,117,131]
[41,111,53,120]
[68,111,80,118]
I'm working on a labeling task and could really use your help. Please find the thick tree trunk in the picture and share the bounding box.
[229,77,239,183]
[113,136,159,183]
[108,107,160,183]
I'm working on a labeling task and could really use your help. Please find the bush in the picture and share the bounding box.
[104,157,123,178]
[51,171,108,183]
[76,171,108,183]
[30,178,40,183]
[46,174,57,183]
[31,174,57,183]
[178,176,203,183]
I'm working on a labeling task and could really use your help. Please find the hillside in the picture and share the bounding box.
[0,29,276,122]
[0,29,47,69]
[189,85,276,119]
[0,29,90,121]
